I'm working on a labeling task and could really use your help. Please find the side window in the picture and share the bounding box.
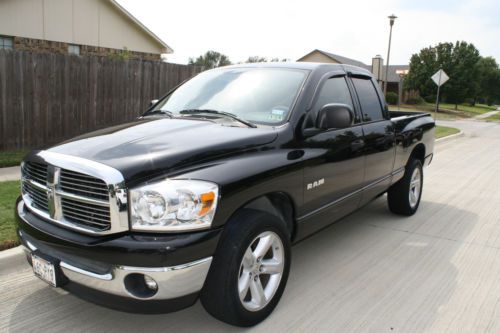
[352,78,385,122]
[313,77,358,122]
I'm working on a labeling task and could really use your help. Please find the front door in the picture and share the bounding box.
[300,75,365,235]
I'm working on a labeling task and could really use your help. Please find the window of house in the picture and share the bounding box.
[68,44,80,55]
[0,36,14,50]
[352,78,385,122]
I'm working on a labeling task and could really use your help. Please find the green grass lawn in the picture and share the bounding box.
[0,150,29,168]
[420,103,496,118]
[435,125,460,139]
[0,181,20,250]
[391,103,496,119]
[484,113,500,122]
[434,103,496,115]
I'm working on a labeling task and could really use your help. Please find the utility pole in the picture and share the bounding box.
[384,14,397,96]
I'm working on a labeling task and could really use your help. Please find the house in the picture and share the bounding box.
[0,0,173,61]
[298,49,409,94]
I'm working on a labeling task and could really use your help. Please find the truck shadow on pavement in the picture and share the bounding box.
[9,197,478,332]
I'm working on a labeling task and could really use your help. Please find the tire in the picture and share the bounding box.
[200,209,291,327]
[387,159,423,216]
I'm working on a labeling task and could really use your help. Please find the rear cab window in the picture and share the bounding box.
[351,78,385,122]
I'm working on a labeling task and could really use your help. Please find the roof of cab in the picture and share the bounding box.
[216,61,373,77]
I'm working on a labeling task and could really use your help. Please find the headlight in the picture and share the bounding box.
[130,179,219,232]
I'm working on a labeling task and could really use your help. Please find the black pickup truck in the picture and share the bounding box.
[16,63,434,327]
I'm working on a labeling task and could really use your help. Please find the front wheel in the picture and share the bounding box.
[387,159,423,216]
[200,209,291,327]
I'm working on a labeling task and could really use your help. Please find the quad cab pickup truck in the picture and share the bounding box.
[16,63,435,327]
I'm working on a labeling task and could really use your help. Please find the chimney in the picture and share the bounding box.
[372,55,384,86]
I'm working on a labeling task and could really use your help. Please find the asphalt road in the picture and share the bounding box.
[2,120,500,332]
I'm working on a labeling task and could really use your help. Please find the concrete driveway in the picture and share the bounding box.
[1,120,500,332]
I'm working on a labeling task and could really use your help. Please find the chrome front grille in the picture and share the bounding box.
[61,197,111,231]
[20,151,128,235]
[23,162,48,185]
[60,169,109,201]
[22,179,49,211]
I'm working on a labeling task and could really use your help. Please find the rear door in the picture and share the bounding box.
[350,76,396,205]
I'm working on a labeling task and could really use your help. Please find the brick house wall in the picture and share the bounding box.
[11,36,161,61]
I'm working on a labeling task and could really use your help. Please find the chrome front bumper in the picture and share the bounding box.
[23,239,212,300]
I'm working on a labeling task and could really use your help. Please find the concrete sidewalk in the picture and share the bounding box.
[474,108,499,119]
[0,166,21,182]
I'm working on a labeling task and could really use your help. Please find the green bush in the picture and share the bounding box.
[463,98,475,106]
[406,96,426,105]
[424,95,436,103]
[385,92,398,105]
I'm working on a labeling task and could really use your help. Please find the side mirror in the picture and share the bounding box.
[149,99,159,107]
[316,103,353,130]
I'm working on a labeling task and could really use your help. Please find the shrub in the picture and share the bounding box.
[406,96,426,105]
[463,98,475,106]
[385,92,398,105]
[424,95,436,103]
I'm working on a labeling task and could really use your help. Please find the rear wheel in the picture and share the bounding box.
[200,209,291,327]
[387,159,423,216]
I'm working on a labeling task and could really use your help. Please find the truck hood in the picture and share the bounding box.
[47,117,278,182]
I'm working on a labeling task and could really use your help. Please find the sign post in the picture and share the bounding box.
[431,69,449,113]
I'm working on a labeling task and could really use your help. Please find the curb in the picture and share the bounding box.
[0,245,27,275]
[436,130,464,145]
[0,245,23,259]
[0,166,21,182]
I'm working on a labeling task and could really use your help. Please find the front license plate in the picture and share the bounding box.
[32,253,57,287]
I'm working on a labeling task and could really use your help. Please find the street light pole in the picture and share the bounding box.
[384,14,397,96]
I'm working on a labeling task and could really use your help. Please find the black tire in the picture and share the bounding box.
[387,159,423,216]
[200,209,291,327]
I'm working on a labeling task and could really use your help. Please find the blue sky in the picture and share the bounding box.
[118,0,500,65]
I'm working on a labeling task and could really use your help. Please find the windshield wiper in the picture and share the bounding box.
[179,109,257,128]
[143,109,174,118]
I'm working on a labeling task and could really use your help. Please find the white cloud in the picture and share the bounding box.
[118,0,500,65]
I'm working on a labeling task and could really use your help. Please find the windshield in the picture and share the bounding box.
[149,67,308,125]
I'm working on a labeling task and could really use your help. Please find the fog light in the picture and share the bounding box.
[144,275,158,291]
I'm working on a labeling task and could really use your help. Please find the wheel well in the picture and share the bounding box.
[409,144,425,166]
[242,193,296,240]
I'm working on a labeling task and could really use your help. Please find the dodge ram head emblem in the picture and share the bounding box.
[307,178,325,190]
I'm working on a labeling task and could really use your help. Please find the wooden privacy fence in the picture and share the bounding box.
[0,50,202,150]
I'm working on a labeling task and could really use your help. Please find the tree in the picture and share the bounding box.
[188,51,232,69]
[244,56,289,63]
[405,41,481,109]
[475,57,500,105]
[405,42,453,101]
[445,41,480,108]
[245,56,268,63]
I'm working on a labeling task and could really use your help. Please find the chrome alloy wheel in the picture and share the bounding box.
[238,231,284,311]
[409,167,422,208]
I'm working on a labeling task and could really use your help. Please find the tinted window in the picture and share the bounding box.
[313,77,357,123]
[352,78,384,122]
